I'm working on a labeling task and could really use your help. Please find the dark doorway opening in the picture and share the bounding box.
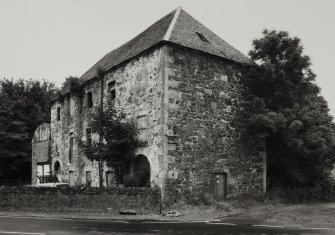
[54,161,61,182]
[133,155,151,187]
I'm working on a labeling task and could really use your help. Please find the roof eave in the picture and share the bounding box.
[81,41,254,84]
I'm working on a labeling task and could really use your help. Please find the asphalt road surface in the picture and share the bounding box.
[0,216,333,234]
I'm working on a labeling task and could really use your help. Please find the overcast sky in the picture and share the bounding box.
[1,0,334,116]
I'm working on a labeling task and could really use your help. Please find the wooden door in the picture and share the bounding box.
[213,173,227,201]
[106,171,114,187]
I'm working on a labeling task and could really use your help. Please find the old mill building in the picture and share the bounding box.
[32,7,266,202]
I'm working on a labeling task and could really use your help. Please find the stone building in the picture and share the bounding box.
[32,7,266,201]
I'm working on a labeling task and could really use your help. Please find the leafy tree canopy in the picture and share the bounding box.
[244,30,335,187]
[0,78,58,181]
[60,76,82,95]
[80,100,142,186]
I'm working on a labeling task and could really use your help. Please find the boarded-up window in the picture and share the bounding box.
[87,92,93,108]
[86,171,92,187]
[69,136,74,163]
[34,140,51,163]
[137,115,147,130]
[57,107,61,121]
[69,171,74,186]
[108,81,116,101]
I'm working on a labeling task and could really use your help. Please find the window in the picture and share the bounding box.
[108,81,116,101]
[37,164,51,184]
[57,107,61,121]
[86,128,92,146]
[86,171,92,187]
[87,92,93,108]
[69,171,74,186]
[37,164,51,177]
[137,115,147,130]
[196,32,209,43]
[69,136,74,163]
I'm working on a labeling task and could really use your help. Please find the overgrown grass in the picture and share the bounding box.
[168,180,335,212]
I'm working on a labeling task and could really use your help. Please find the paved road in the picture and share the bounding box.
[0,216,333,234]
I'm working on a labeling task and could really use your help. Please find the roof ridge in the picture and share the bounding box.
[168,8,252,65]
[80,7,252,82]
[163,7,182,41]
[98,9,178,67]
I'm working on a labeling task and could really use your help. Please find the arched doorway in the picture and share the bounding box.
[54,161,61,182]
[134,155,150,187]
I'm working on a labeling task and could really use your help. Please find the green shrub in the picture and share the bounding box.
[266,180,335,203]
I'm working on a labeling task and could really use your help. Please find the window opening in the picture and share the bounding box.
[57,107,61,121]
[86,171,92,187]
[196,32,209,43]
[87,92,93,108]
[108,81,116,101]
[86,128,92,146]
[69,136,74,163]
[69,171,74,186]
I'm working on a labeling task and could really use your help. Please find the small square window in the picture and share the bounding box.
[137,115,147,130]
[87,92,93,108]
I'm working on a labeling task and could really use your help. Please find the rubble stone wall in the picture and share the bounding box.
[0,186,160,214]
[163,46,265,203]
[50,47,166,188]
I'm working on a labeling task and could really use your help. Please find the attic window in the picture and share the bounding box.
[219,50,227,57]
[196,32,209,43]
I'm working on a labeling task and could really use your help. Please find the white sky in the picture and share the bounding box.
[1,0,334,116]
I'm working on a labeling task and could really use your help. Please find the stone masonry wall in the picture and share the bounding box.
[0,186,160,214]
[102,47,165,187]
[51,94,88,186]
[163,46,264,203]
[47,44,264,204]
[50,47,165,188]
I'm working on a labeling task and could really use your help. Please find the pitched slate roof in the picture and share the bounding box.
[80,7,252,82]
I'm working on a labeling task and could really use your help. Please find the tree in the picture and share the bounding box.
[0,78,58,182]
[60,76,82,95]
[244,30,335,188]
[80,100,141,187]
